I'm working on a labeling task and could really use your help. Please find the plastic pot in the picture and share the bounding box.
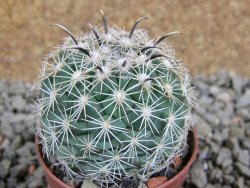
[35,129,198,188]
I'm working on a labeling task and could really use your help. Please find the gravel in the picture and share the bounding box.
[184,70,250,188]
[0,80,46,188]
[0,69,250,188]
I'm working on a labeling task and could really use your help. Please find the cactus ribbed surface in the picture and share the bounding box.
[35,14,195,186]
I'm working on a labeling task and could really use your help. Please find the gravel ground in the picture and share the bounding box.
[0,69,250,188]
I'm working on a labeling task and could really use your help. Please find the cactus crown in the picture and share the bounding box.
[35,12,196,187]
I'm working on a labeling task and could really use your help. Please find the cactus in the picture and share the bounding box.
[35,12,196,187]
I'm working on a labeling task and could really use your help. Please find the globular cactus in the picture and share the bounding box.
[35,12,196,187]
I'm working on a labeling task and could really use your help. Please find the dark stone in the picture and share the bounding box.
[165,166,177,179]
[120,176,139,188]
[223,175,235,185]
[10,164,28,180]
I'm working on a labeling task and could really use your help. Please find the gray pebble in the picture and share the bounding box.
[236,93,250,108]
[11,95,27,112]
[235,162,250,178]
[16,143,32,158]
[0,159,11,179]
[0,137,11,151]
[222,159,232,169]
[190,162,207,188]
[199,95,213,106]
[242,138,250,150]
[204,184,216,188]
[211,168,222,182]
[10,135,22,150]
[0,105,4,114]
[17,183,27,188]
[0,181,6,188]
[0,81,8,94]
[194,115,212,136]
[0,121,15,140]
[216,147,231,165]
[224,165,233,175]
[236,177,244,188]
[7,177,17,188]
[229,126,245,138]
[237,108,250,121]
[203,113,220,126]
[193,80,209,95]
[225,137,239,151]
[235,150,250,166]
[33,166,44,181]
[216,92,232,103]
[28,179,44,188]
[81,180,99,188]
[2,148,16,162]
[230,72,245,95]
[138,182,148,188]
[215,69,230,87]
[210,86,222,96]
[208,140,220,154]
[8,81,27,96]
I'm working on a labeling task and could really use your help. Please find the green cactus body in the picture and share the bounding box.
[35,15,195,186]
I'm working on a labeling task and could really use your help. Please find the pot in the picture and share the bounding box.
[35,129,198,188]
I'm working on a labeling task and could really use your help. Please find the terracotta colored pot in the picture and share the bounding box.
[35,129,198,188]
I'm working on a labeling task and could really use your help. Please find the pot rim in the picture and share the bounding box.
[35,128,198,188]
